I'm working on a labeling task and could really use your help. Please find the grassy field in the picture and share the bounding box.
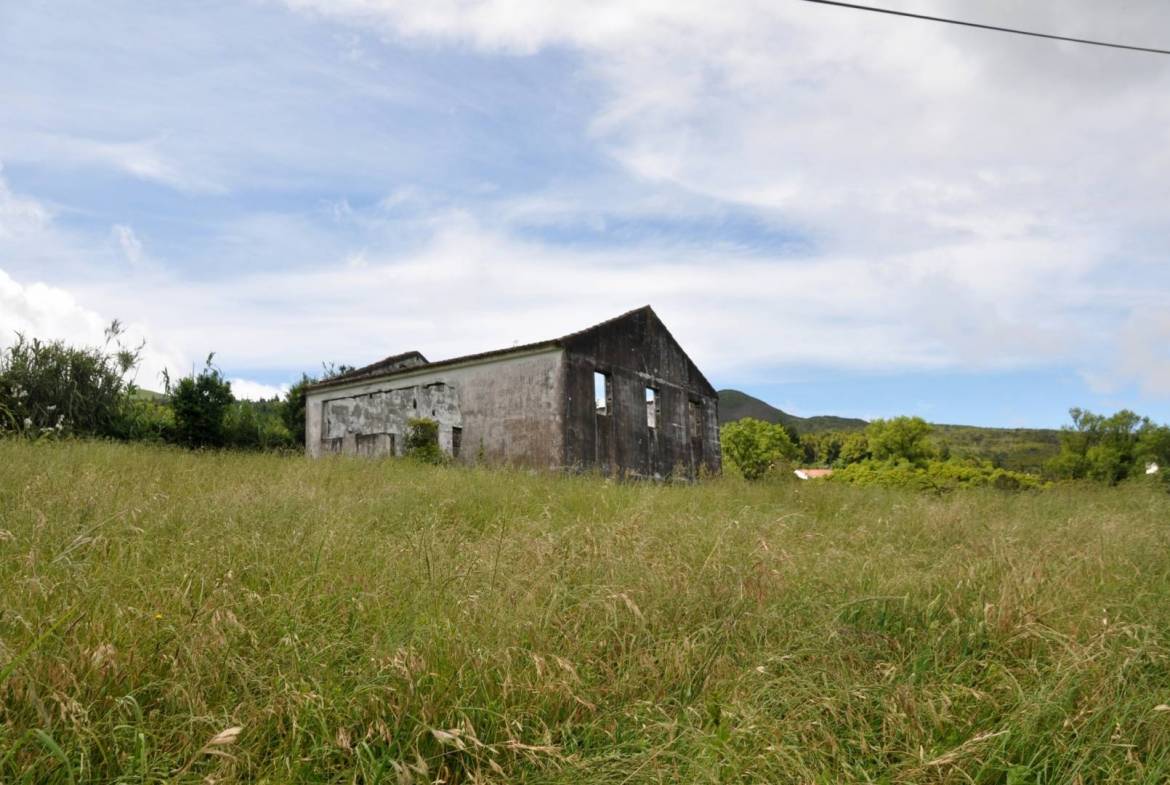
[2,442,1170,783]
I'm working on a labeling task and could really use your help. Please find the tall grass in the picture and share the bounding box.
[2,440,1169,783]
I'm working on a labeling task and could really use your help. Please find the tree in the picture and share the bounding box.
[866,416,935,466]
[169,356,234,448]
[281,375,313,447]
[838,432,871,466]
[1137,424,1170,468]
[1049,408,1164,484]
[720,418,799,480]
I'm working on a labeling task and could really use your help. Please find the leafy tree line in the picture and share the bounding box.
[0,328,450,461]
[1047,408,1169,484]
[723,409,1168,492]
[0,328,327,451]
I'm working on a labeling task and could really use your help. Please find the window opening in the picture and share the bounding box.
[594,371,612,415]
[646,387,658,429]
[452,426,463,458]
[688,399,702,439]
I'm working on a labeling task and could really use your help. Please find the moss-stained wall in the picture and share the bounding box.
[305,348,565,468]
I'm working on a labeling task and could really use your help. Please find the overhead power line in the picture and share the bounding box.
[799,0,1170,56]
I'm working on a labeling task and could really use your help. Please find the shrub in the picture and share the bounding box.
[831,458,1043,492]
[224,401,295,451]
[110,394,176,443]
[405,417,444,464]
[720,417,799,480]
[169,358,235,448]
[0,323,141,438]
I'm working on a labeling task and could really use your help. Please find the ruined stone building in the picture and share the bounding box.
[304,306,721,478]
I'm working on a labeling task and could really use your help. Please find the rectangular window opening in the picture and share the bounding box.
[594,371,612,415]
[452,426,463,458]
[645,387,658,429]
[688,399,702,439]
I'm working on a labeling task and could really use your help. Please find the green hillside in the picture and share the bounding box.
[717,388,867,433]
[932,423,1062,474]
[131,387,168,402]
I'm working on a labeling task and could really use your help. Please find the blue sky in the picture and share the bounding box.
[2,0,1170,427]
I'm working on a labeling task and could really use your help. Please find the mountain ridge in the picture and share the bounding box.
[717,389,868,433]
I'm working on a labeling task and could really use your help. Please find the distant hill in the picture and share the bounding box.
[132,388,167,402]
[717,389,868,433]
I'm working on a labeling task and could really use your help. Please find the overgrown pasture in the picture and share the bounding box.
[2,441,1170,783]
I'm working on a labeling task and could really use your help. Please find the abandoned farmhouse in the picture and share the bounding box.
[304,306,722,478]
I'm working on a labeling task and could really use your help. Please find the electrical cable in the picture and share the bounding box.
[800,0,1170,56]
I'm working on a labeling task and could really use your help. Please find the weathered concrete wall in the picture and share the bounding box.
[318,382,461,457]
[306,348,565,468]
[561,308,721,479]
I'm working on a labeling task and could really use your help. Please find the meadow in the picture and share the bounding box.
[2,440,1170,783]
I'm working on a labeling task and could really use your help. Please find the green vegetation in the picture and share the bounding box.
[800,417,1042,491]
[831,457,1044,492]
[167,358,236,448]
[721,389,1066,473]
[0,324,142,438]
[1047,408,1170,485]
[0,331,303,452]
[931,425,1061,474]
[405,417,445,465]
[719,417,799,480]
[281,375,314,447]
[3,440,1170,783]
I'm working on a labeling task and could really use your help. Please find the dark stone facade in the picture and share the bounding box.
[562,307,721,479]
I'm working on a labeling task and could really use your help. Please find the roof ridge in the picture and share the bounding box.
[557,304,653,342]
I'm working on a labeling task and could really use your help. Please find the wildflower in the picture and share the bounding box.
[154,612,163,620]
[22,417,32,429]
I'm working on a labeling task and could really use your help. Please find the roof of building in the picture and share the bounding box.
[306,305,715,394]
[341,350,429,379]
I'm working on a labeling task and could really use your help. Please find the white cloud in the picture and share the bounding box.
[270,0,1170,397]
[57,210,1112,382]
[228,378,289,401]
[1113,309,1170,397]
[0,170,53,240]
[112,224,145,268]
